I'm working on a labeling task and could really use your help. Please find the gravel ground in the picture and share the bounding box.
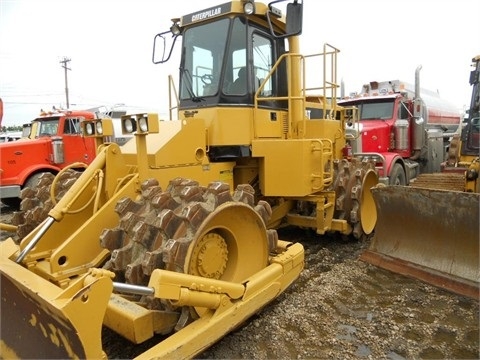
[1,205,478,359]
[199,228,479,360]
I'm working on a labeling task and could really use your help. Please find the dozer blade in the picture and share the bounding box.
[0,240,110,359]
[361,186,480,300]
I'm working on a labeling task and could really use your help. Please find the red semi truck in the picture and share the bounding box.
[0,107,131,207]
[338,66,461,185]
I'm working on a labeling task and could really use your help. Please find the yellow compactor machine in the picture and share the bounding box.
[0,1,379,358]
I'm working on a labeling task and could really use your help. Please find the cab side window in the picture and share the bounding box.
[252,33,273,96]
[64,118,81,134]
[223,18,247,95]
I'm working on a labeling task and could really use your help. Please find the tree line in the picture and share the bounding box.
[1,125,23,132]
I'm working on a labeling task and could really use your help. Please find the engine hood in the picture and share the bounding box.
[0,136,51,147]
[358,120,391,153]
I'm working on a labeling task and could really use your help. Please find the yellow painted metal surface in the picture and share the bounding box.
[0,236,303,359]
[0,247,111,359]
[252,138,332,196]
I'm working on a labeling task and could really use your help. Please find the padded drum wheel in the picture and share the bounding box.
[12,170,82,241]
[100,177,276,329]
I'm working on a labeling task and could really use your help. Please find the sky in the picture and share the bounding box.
[1,0,479,127]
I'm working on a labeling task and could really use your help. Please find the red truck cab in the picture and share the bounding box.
[0,109,97,207]
[339,68,461,185]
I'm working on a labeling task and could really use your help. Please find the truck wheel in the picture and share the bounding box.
[1,197,21,209]
[24,172,48,190]
[389,163,406,186]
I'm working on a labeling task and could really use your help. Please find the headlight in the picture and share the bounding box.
[243,1,255,14]
[82,119,113,137]
[138,117,148,132]
[85,123,94,135]
[123,118,136,133]
[170,22,181,36]
[121,113,159,135]
[95,121,103,135]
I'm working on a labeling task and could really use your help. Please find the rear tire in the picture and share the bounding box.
[24,172,49,190]
[0,172,49,209]
[332,158,378,239]
[12,170,81,241]
[1,197,21,209]
[389,163,406,186]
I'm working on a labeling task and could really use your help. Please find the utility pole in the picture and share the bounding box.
[60,57,71,108]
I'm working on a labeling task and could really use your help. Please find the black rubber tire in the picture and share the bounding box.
[389,163,407,186]
[0,173,48,209]
[1,197,21,209]
[24,172,49,189]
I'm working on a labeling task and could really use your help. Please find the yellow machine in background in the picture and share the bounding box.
[362,55,480,300]
[411,55,480,193]
[0,1,378,358]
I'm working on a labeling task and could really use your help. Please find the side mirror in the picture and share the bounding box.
[152,30,180,64]
[267,0,303,39]
[469,69,479,86]
[285,1,303,35]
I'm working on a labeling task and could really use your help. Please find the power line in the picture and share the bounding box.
[3,101,63,105]
[1,93,64,98]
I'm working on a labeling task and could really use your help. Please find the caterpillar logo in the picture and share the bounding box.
[182,3,232,26]
[192,7,222,22]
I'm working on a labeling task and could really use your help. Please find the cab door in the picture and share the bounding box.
[60,117,96,165]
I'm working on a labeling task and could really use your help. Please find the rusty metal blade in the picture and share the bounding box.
[1,270,87,359]
[361,186,480,299]
[0,239,110,359]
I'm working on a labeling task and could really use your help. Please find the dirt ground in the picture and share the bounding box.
[198,228,479,360]
[1,205,478,359]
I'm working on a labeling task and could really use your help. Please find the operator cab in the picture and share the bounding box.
[178,15,284,108]
[153,0,302,110]
[461,57,480,155]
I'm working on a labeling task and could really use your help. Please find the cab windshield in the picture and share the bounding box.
[179,17,274,103]
[357,100,395,120]
[36,119,59,137]
[180,18,229,101]
[341,99,395,120]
